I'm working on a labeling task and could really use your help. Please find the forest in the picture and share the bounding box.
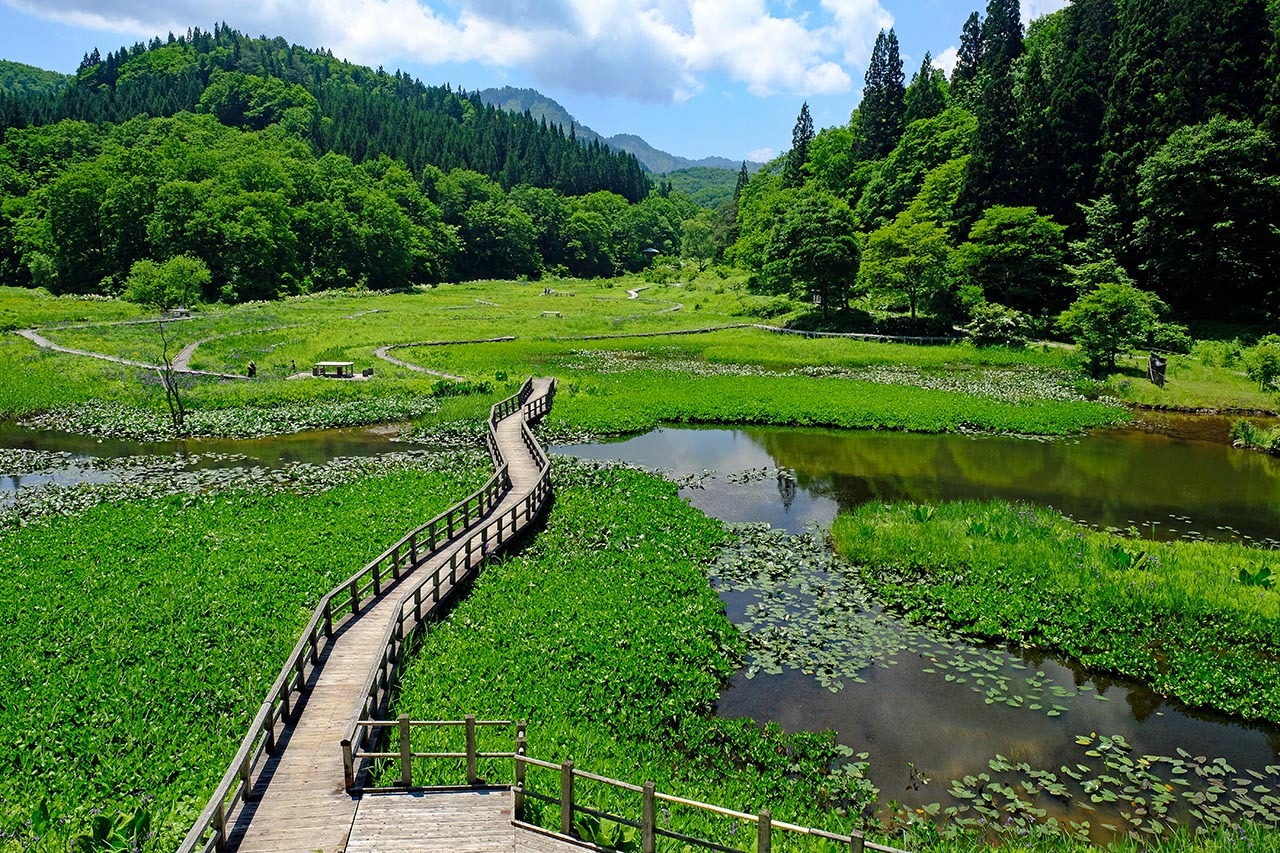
[1,0,1279,342]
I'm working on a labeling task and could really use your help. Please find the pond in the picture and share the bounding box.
[558,417,1280,840]
[5,413,1278,840]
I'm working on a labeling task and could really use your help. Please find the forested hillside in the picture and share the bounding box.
[722,0,1280,334]
[0,27,718,299]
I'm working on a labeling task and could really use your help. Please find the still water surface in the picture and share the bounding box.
[559,418,1280,831]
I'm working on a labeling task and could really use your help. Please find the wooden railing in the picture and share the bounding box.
[179,379,552,853]
[342,380,556,789]
[342,719,909,853]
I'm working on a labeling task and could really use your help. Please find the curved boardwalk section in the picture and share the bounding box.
[180,378,556,853]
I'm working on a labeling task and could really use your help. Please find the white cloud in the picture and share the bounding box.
[933,45,958,77]
[746,146,777,162]
[1023,0,1071,26]
[3,0,894,103]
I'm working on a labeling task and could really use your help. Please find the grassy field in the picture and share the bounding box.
[1,280,1130,440]
[832,500,1280,722]
[0,454,485,852]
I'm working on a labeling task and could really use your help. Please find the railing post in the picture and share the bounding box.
[372,563,381,596]
[264,705,276,754]
[239,753,252,800]
[514,722,527,818]
[212,800,226,853]
[465,714,478,785]
[399,714,412,787]
[350,580,359,615]
[560,760,575,837]
[324,598,334,638]
[641,781,656,853]
[849,830,866,853]
[758,809,772,853]
[342,739,355,791]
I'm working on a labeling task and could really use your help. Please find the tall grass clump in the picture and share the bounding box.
[832,500,1280,722]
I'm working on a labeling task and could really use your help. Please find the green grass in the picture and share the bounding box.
[383,462,880,850]
[831,500,1280,722]
[2,280,1130,439]
[0,460,486,851]
[1102,353,1278,413]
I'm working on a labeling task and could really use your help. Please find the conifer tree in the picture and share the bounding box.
[783,102,815,188]
[904,52,947,124]
[950,12,984,107]
[859,29,907,159]
[956,0,1025,224]
[734,162,750,200]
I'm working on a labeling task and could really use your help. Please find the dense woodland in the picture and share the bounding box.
[1,1,1279,343]
[730,0,1280,343]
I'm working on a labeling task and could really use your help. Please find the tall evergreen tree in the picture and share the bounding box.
[783,101,815,188]
[734,161,750,200]
[1101,0,1268,223]
[904,52,948,125]
[859,29,907,159]
[956,0,1025,225]
[950,12,985,107]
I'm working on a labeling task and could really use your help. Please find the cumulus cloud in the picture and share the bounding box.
[3,0,894,102]
[933,45,958,77]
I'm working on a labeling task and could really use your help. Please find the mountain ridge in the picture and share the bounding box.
[478,86,760,175]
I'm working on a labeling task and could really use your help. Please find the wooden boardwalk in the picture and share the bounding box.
[180,379,560,853]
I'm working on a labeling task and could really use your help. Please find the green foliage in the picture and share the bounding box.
[1135,116,1280,313]
[832,500,1280,722]
[855,107,976,230]
[763,189,859,316]
[122,255,209,310]
[385,463,879,842]
[783,102,815,189]
[0,60,69,98]
[952,206,1067,317]
[858,29,907,160]
[859,211,950,318]
[1058,281,1165,373]
[903,52,948,124]
[1242,334,1280,390]
[0,459,485,849]
[964,301,1029,347]
[1231,418,1280,454]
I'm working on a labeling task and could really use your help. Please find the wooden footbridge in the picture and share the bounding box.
[179,376,905,853]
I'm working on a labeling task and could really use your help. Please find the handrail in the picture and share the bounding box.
[179,378,551,853]
[341,379,557,791]
[342,718,911,853]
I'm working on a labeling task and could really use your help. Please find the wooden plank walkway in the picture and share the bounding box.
[220,380,556,853]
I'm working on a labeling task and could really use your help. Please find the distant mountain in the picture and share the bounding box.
[478,86,760,175]
[0,60,69,97]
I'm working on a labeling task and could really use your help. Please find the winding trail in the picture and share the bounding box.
[374,337,516,381]
[15,328,247,380]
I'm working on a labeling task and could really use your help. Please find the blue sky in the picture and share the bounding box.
[0,0,1068,163]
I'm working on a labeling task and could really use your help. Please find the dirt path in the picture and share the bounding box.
[15,329,246,380]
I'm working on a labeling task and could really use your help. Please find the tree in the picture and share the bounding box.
[855,107,976,230]
[763,190,860,317]
[734,162,750,201]
[904,53,948,124]
[1243,334,1280,390]
[859,30,907,159]
[950,12,985,107]
[1058,280,1166,373]
[1134,116,1280,314]
[952,205,1068,317]
[955,0,1025,223]
[783,102,815,188]
[859,211,950,318]
[680,211,717,271]
[123,255,209,310]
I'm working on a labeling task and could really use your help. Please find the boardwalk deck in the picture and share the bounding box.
[212,380,556,853]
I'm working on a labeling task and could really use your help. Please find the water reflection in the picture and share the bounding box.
[557,422,1280,834]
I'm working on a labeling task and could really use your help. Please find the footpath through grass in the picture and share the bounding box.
[2,282,1130,440]
[832,500,1280,723]
[0,455,486,851]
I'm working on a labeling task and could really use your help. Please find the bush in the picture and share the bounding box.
[1243,334,1280,390]
[1149,321,1192,354]
[1190,339,1245,368]
[964,301,1028,347]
